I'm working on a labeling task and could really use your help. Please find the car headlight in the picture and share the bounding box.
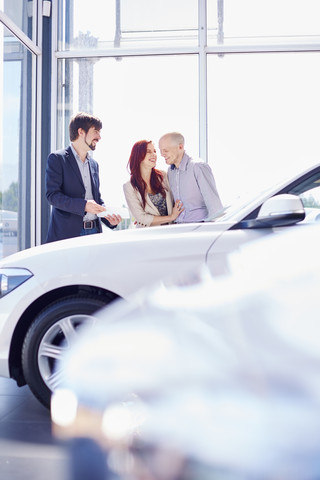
[0,268,33,299]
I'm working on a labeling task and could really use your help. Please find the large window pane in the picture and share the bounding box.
[56,55,198,210]
[207,53,320,206]
[2,0,36,43]
[208,0,320,46]
[58,0,198,51]
[0,25,34,258]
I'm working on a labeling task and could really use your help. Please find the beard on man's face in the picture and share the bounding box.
[84,136,96,151]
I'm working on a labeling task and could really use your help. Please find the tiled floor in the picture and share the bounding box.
[0,378,68,480]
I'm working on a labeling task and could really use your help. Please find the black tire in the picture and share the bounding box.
[22,294,108,409]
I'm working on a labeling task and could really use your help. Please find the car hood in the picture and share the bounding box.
[0,221,229,270]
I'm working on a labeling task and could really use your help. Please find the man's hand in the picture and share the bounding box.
[85,201,122,225]
[105,214,122,226]
[85,200,106,214]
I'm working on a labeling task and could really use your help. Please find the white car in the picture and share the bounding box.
[0,163,320,407]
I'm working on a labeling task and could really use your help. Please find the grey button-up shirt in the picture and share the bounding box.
[168,152,223,223]
[70,144,97,222]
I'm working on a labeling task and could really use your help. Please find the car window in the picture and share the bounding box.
[211,184,277,222]
[299,186,320,223]
[299,185,320,208]
[287,171,320,224]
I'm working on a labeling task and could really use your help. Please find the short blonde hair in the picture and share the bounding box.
[160,132,185,146]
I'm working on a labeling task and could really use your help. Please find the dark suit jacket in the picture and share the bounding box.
[45,146,112,243]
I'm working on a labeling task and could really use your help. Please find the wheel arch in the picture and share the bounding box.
[9,284,120,386]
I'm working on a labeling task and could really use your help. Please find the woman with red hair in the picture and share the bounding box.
[123,140,184,227]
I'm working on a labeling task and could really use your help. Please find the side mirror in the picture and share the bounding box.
[234,194,305,229]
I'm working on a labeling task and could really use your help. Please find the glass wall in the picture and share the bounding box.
[207,0,320,47]
[55,0,200,212]
[207,52,320,205]
[2,0,36,42]
[0,1,39,259]
[56,54,199,208]
[58,0,198,50]
[54,0,320,215]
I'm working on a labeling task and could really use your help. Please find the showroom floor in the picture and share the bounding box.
[0,378,68,480]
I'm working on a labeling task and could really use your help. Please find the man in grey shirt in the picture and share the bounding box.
[159,132,223,223]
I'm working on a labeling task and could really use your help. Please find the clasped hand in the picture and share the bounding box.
[172,199,184,220]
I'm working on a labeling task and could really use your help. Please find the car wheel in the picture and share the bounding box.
[22,294,108,409]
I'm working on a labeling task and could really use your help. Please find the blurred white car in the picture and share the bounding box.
[52,224,320,480]
[0,163,320,407]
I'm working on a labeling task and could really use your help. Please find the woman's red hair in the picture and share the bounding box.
[127,140,166,208]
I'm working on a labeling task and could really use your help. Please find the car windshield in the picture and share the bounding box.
[209,163,320,224]
[209,183,279,223]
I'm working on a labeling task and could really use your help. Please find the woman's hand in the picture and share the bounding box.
[171,200,184,221]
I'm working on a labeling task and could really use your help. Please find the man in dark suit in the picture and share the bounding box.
[45,112,121,243]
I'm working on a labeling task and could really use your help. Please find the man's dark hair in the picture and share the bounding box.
[69,112,102,141]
